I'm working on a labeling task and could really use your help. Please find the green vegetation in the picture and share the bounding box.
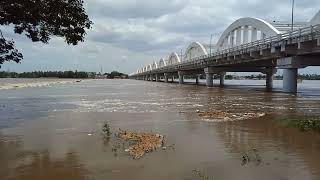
[297,74,320,80]
[0,71,94,78]
[0,70,129,79]
[276,116,320,132]
[0,0,92,66]
[103,71,128,79]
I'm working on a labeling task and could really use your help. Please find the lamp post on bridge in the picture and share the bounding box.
[291,0,295,31]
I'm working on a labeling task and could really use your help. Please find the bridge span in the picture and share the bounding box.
[130,13,320,93]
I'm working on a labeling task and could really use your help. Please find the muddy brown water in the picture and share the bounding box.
[1,79,320,180]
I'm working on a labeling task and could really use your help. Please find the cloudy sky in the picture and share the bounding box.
[1,0,320,74]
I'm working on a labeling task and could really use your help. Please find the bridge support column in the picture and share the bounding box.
[204,67,214,87]
[277,57,304,93]
[195,75,199,85]
[155,74,159,82]
[283,68,298,93]
[266,73,274,90]
[164,73,168,83]
[178,71,184,84]
[219,73,225,87]
[171,76,174,82]
[206,73,213,87]
[262,68,276,91]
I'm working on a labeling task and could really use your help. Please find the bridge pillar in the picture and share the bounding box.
[206,73,213,87]
[277,57,305,93]
[266,72,274,90]
[283,68,298,93]
[178,71,184,84]
[195,75,199,85]
[204,67,214,87]
[220,73,226,87]
[171,76,174,82]
[164,73,169,83]
[262,68,276,90]
[155,74,159,82]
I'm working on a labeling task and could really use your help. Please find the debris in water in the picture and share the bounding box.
[241,148,262,166]
[118,131,164,159]
[101,124,170,159]
[197,111,265,121]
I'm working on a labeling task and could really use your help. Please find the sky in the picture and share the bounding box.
[1,0,320,74]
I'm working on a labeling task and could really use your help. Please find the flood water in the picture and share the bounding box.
[1,79,320,180]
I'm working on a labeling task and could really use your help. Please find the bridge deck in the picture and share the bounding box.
[132,24,320,75]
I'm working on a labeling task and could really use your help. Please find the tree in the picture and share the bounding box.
[0,31,22,65]
[0,0,92,67]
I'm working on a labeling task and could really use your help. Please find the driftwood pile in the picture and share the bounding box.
[118,131,164,159]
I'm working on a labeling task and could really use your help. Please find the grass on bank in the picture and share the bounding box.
[276,116,320,132]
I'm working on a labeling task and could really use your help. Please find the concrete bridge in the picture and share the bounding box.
[130,11,320,93]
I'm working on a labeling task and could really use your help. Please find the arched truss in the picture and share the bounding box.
[184,42,208,61]
[167,52,181,65]
[310,10,320,25]
[152,61,158,69]
[158,58,167,67]
[216,17,281,50]
[146,64,152,71]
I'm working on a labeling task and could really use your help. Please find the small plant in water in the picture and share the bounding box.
[102,122,111,136]
[241,148,262,166]
[192,169,213,180]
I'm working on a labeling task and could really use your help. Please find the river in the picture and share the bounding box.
[0,79,320,180]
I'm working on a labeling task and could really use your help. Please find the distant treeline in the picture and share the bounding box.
[297,74,320,80]
[102,71,128,79]
[0,70,129,79]
[0,71,93,78]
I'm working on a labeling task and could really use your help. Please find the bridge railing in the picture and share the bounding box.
[135,24,320,75]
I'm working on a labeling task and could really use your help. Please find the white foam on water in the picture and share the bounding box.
[0,80,79,90]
